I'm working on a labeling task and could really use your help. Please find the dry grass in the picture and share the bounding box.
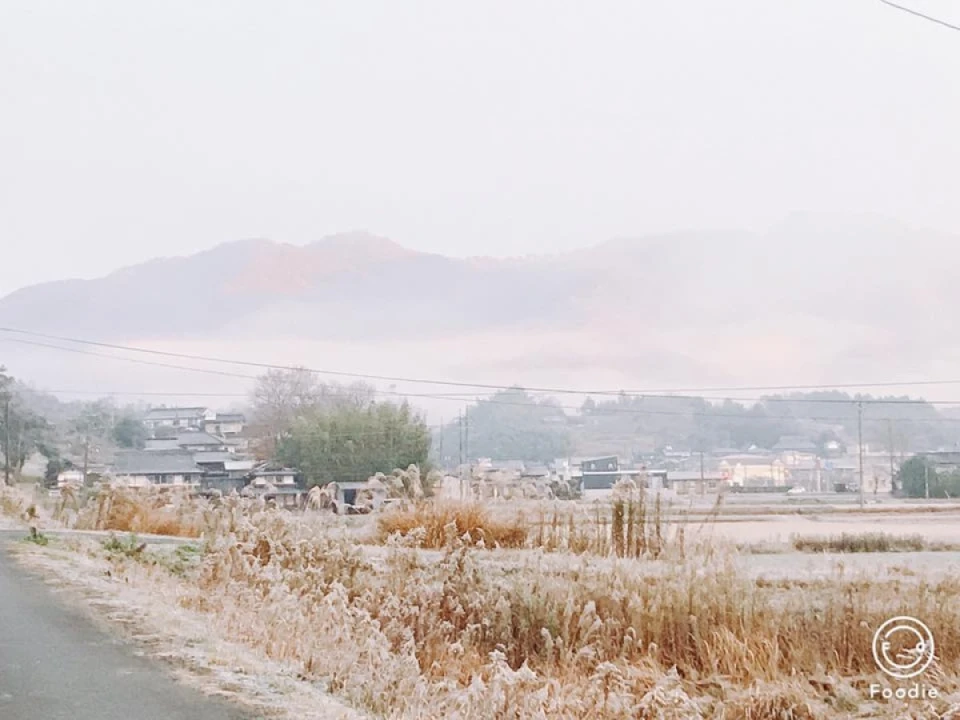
[8,489,960,718]
[534,491,691,559]
[791,532,960,553]
[376,501,528,549]
[158,499,960,717]
[73,485,206,538]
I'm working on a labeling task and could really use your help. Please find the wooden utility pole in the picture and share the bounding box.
[82,434,90,487]
[458,411,464,500]
[857,400,865,509]
[888,419,896,494]
[699,450,705,495]
[2,392,10,487]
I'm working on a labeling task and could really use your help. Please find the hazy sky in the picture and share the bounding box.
[3,0,960,296]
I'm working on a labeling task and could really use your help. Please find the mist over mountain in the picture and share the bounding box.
[1,216,957,410]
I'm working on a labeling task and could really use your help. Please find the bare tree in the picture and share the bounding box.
[251,368,321,457]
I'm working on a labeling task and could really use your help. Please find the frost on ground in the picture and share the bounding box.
[7,488,960,719]
[11,541,366,720]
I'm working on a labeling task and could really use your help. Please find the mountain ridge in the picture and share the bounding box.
[1,217,957,400]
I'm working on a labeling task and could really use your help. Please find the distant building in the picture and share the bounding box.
[666,470,727,495]
[203,413,246,437]
[56,469,86,487]
[144,431,227,453]
[110,451,204,488]
[520,464,551,480]
[193,452,255,479]
[249,466,299,487]
[333,480,387,513]
[144,407,214,436]
[717,454,787,487]
[918,451,960,473]
[241,465,305,509]
[581,456,620,489]
[580,456,647,499]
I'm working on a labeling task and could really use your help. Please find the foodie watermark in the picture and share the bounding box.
[869,616,939,700]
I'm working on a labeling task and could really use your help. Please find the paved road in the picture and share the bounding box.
[0,536,253,720]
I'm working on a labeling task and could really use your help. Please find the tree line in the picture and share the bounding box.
[433,388,954,463]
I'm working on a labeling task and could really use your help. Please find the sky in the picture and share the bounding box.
[3,0,960,296]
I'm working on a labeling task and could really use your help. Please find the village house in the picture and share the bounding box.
[202,413,246,437]
[193,451,255,479]
[144,431,228,453]
[242,464,305,509]
[248,465,299,488]
[143,407,215,436]
[580,456,648,499]
[109,450,204,488]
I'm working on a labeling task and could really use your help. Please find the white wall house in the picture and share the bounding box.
[250,469,298,487]
[203,413,246,437]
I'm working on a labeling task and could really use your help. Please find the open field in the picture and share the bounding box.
[4,484,960,718]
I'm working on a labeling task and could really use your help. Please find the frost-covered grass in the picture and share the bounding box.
[71,485,206,537]
[376,502,528,549]
[182,499,960,717]
[792,532,960,553]
[7,487,960,718]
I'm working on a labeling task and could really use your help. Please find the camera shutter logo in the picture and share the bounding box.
[872,616,936,679]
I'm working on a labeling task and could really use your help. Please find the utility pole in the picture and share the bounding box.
[696,416,705,495]
[699,450,705,496]
[438,416,443,469]
[464,407,469,475]
[888,419,896,495]
[82,435,90,487]
[2,391,10,487]
[458,411,464,500]
[925,462,930,500]
[857,400,864,509]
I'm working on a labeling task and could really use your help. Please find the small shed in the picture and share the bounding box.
[335,480,387,514]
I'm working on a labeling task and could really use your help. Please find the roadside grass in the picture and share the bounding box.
[10,487,960,717]
[22,526,49,546]
[75,486,205,538]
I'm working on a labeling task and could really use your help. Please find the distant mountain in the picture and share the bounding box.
[1,216,958,401]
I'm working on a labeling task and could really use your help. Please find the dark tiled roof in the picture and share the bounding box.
[112,451,202,475]
[213,413,246,423]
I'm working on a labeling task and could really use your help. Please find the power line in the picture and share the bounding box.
[1,338,487,404]
[9,338,960,424]
[5,338,257,380]
[878,0,960,32]
[6,326,960,399]
[13,380,960,426]
[8,330,960,424]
